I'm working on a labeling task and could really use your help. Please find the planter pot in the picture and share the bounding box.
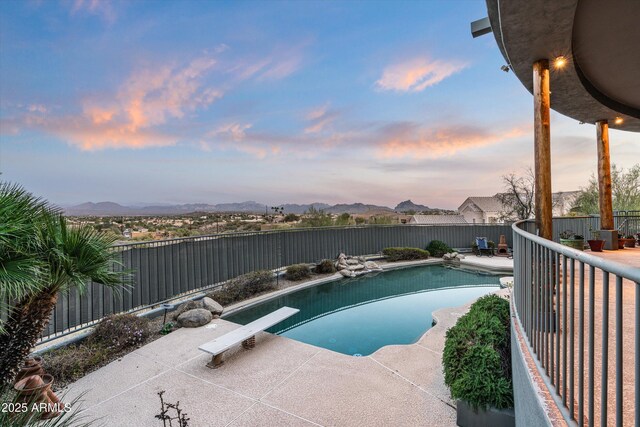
[624,238,636,248]
[456,400,515,427]
[618,239,625,249]
[587,240,606,252]
[559,238,584,251]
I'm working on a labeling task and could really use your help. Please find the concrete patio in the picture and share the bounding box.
[60,284,511,427]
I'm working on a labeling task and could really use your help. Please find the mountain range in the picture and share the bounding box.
[63,199,453,216]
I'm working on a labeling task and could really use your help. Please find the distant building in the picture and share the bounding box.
[459,191,580,224]
[552,191,580,217]
[458,197,504,224]
[409,214,468,225]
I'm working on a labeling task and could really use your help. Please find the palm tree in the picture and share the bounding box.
[0,183,129,383]
[0,182,51,331]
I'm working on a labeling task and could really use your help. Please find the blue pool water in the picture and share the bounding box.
[224,265,502,356]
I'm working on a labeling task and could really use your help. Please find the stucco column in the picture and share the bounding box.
[533,60,553,240]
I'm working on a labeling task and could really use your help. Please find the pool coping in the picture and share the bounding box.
[222,256,513,319]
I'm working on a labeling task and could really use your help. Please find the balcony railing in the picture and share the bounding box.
[512,219,639,426]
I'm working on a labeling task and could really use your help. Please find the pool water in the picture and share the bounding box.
[224,265,501,356]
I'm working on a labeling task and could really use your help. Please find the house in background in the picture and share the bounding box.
[457,196,504,224]
[552,191,580,216]
[458,191,580,224]
[408,214,468,225]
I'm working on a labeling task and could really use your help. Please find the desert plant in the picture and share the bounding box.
[0,183,130,384]
[156,390,190,427]
[208,270,276,306]
[160,322,175,335]
[0,381,95,426]
[443,294,512,410]
[426,240,453,258]
[382,247,430,262]
[315,259,337,274]
[42,344,112,386]
[89,314,151,352]
[285,264,311,281]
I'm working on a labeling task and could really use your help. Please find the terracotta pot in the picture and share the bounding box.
[618,239,625,249]
[624,238,636,248]
[13,374,62,420]
[14,356,45,384]
[587,240,606,252]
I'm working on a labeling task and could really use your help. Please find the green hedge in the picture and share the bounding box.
[426,240,453,258]
[382,247,430,262]
[442,294,513,410]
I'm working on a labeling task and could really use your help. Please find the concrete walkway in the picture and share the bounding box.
[61,259,512,426]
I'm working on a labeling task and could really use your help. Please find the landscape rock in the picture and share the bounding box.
[364,261,382,270]
[348,264,365,271]
[346,259,359,265]
[340,269,355,278]
[172,300,201,320]
[202,297,224,315]
[177,308,212,328]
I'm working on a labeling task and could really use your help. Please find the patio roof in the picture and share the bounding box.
[484,0,640,133]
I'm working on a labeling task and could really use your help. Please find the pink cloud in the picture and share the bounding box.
[376,57,466,92]
[4,55,222,150]
[375,122,527,158]
[304,104,340,134]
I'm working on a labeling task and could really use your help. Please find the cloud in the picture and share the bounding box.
[226,44,305,82]
[3,55,222,150]
[70,0,116,23]
[374,122,527,158]
[209,122,252,142]
[304,104,340,134]
[376,57,466,92]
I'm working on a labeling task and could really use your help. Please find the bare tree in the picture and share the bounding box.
[496,168,535,221]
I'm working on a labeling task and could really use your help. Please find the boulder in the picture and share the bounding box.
[348,264,365,271]
[346,259,359,265]
[364,261,381,270]
[177,309,212,328]
[458,254,465,259]
[172,300,201,320]
[202,297,224,315]
[339,269,355,278]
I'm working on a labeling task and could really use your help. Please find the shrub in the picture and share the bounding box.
[43,344,112,385]
[208,270,276,306]
[89,314,151,352]
[382,247,430,262]
[442,294,513,410]
[426,240,453,257]
[315,259,337,274]
[286,264,311,281]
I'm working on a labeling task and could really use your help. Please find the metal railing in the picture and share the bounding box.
[512,219,639,426]
[35,223,512,342]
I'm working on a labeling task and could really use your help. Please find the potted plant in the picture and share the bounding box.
[443,295,515,427]
[587,227,606,252]
[624,235,636,248]
[617,232,625,249]
[559,230,585,250]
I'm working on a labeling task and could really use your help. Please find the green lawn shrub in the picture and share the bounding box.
[285,264,312,281]
[442,294,513,410]
[208,270,276,306]
[426,240,453,257]
[382,247,430,262]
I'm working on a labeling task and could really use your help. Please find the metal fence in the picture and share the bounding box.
[512,219,639,426]
[40,223,512,342]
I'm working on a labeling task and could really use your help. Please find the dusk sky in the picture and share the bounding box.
[1,0,639,210]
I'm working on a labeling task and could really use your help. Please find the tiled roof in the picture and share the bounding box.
[410,215,468,224]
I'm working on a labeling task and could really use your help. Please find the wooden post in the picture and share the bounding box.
[596,120,614,230]
[533,60,553,240]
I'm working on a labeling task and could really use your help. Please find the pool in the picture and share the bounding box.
[224,265,502,356]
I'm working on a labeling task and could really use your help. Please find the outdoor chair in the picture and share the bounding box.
[475,237,493,257]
